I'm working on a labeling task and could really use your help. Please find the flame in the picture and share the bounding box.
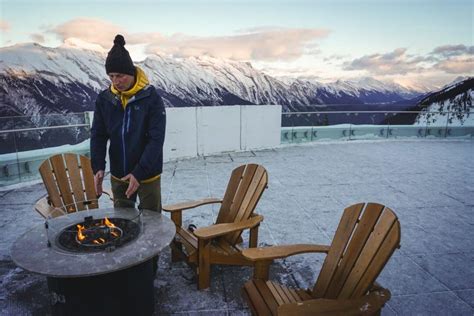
[76,217,120,246]
[93,238,106,245]
[76,224,86,241]
[104,217,115,228]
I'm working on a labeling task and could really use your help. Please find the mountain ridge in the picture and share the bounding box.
[0,43,423,117]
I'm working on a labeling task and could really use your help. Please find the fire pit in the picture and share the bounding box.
[55,211,141,253]
[11,200,175,316]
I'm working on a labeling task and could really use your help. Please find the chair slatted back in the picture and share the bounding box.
[215,164,268,245]
[312,202,400,300]
[38,153,98,213]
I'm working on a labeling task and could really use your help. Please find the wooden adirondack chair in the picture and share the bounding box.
[162,164,268,289]
[35,153,112,218]
[241,202,400,315]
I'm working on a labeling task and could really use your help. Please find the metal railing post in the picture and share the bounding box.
[444,111,451,138]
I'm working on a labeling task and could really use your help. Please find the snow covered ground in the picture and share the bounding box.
[1,139,473,315]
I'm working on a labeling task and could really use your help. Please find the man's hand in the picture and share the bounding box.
[121,173,140,199]
[94,170,105,197]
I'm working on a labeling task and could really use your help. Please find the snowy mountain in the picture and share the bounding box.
[0,43,423,119]
[415,77,473,126]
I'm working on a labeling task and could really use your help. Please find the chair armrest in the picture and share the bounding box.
[193,215,264,239]
[34,196,66,219]
[102,188,114,201]
[162,198,222,213]
[278,286,391,316]
[242,244,330,261]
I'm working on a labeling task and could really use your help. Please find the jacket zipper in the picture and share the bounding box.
[121,105,129,175]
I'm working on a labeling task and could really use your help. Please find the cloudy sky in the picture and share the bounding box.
[1,0,472,89]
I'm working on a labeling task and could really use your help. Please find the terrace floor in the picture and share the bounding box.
[1,139,473,315]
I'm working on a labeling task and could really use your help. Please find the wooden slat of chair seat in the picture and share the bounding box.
[173,228,198,263]
[210,242,255,266]
[176,227,198,250]
[243,279,274,316]
[254,279,280,315]
[289,288,302,302]
[212,241,234,255]
[277,287,392,316]
[273,282,293,304]
[296,289,313,300]
[243,280,312,316]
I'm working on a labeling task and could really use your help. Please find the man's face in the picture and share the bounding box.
[108,73,135,92]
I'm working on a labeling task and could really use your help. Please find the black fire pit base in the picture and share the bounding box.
[47,259,154,316]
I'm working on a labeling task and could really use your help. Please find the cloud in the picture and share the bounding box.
[434,56,474,74]
[30,33,45,43]
[49,18,125,49]
[344,45,473,76]
[49,18,329,61]
[0,20,10,32]
[323,53,349,62]
[431,44,474,57]
[343,48,426,75]
[145,27,329,61]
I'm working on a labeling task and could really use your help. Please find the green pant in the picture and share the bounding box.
[111,176,162,213]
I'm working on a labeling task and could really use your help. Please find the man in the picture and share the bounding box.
[91,34,166,212]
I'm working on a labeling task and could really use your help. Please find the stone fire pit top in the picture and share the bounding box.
[10,207,175,278]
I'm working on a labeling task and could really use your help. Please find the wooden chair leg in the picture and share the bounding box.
[170,212,183,262]
[198,239,211,289]
[171,240,183,262]
[253,260,271,280]
[249,224,259,248]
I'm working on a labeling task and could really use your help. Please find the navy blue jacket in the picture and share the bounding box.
[90,85,166,181]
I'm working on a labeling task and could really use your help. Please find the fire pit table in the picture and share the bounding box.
[11,202,175,316]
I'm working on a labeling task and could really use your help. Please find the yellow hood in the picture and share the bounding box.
[111,66,149,109]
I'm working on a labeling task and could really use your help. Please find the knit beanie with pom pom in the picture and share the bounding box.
[105,34,135,76]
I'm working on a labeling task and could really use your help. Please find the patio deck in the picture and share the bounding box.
[1,139,473,315]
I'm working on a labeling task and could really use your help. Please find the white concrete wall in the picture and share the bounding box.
[196,106,241,156]
[163,107,198,160]
[87,105,281,162]
[163,105,281,161]
[240,105,282,151]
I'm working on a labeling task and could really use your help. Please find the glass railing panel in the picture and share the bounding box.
[446,111,474,138]
[281,112,315,143]
[312,124,351,141]
[349,125,385,140]
[348,112,389,140]
[311,112,353,141]
[386,112,424,138]
[282,110,472,142]
[281,112,294,143]
[0,113,89,131]
[426,110,448,138]
[0,131,21,186]
[0,122,91,187]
